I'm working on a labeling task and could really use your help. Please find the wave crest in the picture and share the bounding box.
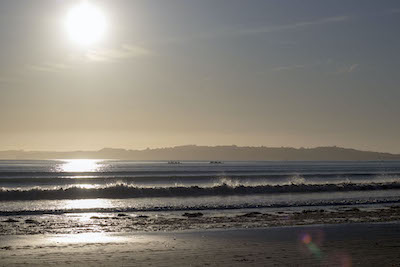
[1,181,400,201]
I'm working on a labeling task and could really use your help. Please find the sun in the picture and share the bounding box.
[65,2,107,46]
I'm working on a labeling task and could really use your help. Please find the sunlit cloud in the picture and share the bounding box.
[268,61,326,73]
[333,63,360,74]
[27,44,151,74]
[85,44,151,62]
[268,61,359,75]
[272,64,307,72]
[389,8,400,14]
[348,64,359,73]
[28,62,70,73]
[164,16,350,44]
[237,16,350,35]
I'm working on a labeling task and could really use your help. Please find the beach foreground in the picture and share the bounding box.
[1,222,400,266]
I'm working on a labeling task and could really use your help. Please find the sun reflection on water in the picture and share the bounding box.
[63,198,113,210]
[75,184,98,189]
[48,233,127,244]
[60,159,102,172]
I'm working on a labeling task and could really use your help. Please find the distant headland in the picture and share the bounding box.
[1,145,400,161]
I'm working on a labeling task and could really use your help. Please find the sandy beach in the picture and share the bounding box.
[1,222,400,266]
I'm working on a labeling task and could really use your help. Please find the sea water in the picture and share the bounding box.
[1,160,400,215]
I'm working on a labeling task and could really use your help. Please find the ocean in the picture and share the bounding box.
[1,160,400,234]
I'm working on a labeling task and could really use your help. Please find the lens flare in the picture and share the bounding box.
[299,230,325,260]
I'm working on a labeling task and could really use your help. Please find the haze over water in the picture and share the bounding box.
[0,0,399,153]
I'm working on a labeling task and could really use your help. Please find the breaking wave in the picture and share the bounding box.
[2,180,400,201]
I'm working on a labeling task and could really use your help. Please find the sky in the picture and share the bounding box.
[0,0,399,153]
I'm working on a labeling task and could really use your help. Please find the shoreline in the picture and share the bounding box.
[1,222,400,266]
[1,204,400,235]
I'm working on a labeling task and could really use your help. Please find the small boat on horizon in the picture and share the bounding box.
[168,161,181,164]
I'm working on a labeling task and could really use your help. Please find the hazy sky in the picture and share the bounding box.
[0,0,399,152]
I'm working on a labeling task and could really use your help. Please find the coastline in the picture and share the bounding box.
[1,160,400,265]
[1,222,400,266]
[1,204,400,235]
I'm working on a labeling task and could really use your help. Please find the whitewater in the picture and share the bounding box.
[0,160,399,210]
[1,160,400,234]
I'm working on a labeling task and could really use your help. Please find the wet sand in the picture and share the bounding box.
[1,222,400,266]
[2,205,400,235]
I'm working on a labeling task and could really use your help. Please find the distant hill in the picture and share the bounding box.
[1,145,400,161]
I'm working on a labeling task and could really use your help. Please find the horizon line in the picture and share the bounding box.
[1,144,399,155]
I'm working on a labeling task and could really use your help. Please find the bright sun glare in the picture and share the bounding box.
[65,2,107,46]
[61,159,100,172]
